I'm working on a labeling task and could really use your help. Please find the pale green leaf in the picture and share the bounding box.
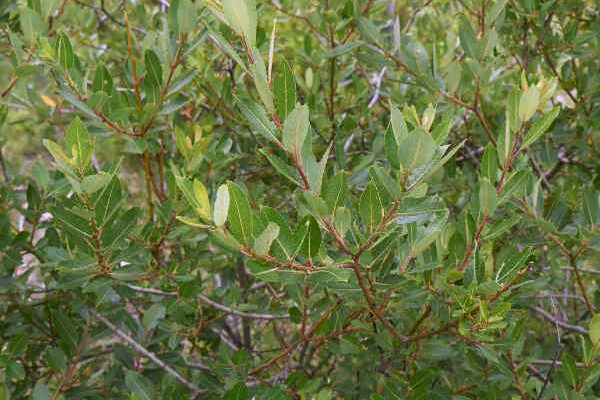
[214,184,230,227]
[521,106,560,150]
[254,222,280,256]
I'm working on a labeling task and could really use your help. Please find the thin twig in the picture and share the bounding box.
[126,284,290,320]
[530,306,588,335]
[91,310,205,397]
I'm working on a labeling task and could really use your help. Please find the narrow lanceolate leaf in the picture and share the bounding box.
[125,371,155,400]
[144,50,163,86]
[520,106,560,150]
[213,184,230,227]
[398,128,436,173]
[20,8,45,47]
[385,127,400,169]
[227,181,254,245]
[590,314,600,345]
[81,173,111,194]
[254,222,280,256]
[480,143,498,183]
[236,97,278,143]
[479,178,497,215]
[56,32,74,69]
[65,117,94,173]
[250,50,275,114]
[174,171,205,220]
[282,104,310,158]
[176,0,197,35]
[360,182,384,232]
[497,113,513,166]
[193,180,211,221]
[446,61,462,94]
[518,86,540,122]
[43,139,73,173]
[507,88,521,132]
[390,104,408,144]
[311,141,333,195]
[222,0,257,47]
[323,171,347,213]
[274,58,297,119]
[259,149,302,187]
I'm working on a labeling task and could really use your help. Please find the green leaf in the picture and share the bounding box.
[59,89,100,121]
[282,104,310,158]
[43,139,74,174]
[224,382,249,400]
[101,208,141,248]
[479,178,497,215]
[259,149,302,187]
[55,32,74,69]
[390,104,408,144]
[193,179,211,221]
[208,29,249,74]
[307,267,352,285]
[480,143,498,182]
[223,0,257,47]
[20,8,45,47]
[40,0,60,20]
[227,181,254,245]
[296,216,321,258]
[385,127,400,170]
[497,114,513,166]
[459,16,479,58]
[176,0,197,35]
[309,141,333,195]
[274,57,297,120]
[82,173,111,194]
[144,49,163,86]
[92,66,114,94]
[32,380,51,400]
[521,106,560,150]
[590,314,600,345]
[357,17,381,44]
[250,50,275,114]
[411,212,448,256]
[398,128,436,173]
[52,206,93,238]
[487,0,509,25]
[214,184,230,227]
[174,172,211,221]
[445,61,461,94]
[370,164,402,199]
[125,371,155,400]
[254,222,280,256]
[323,171,347,213]
[65,117,94,173]
[518,86,540,122]
[236,97,278,143]
[94,176,123,226]
[143,304,166,331]
[360,182,384,232]
[507,87,521,133]
[334,207,351,237]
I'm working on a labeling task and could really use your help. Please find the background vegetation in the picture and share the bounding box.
[1,0,600,398]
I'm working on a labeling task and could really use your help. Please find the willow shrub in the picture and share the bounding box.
[1,0,600,399]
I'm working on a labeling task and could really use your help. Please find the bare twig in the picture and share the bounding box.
[126,284,290,320]
[91,310,205,397]
[530,306,588,335]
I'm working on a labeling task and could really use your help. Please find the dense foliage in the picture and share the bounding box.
[1,0,600,398]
